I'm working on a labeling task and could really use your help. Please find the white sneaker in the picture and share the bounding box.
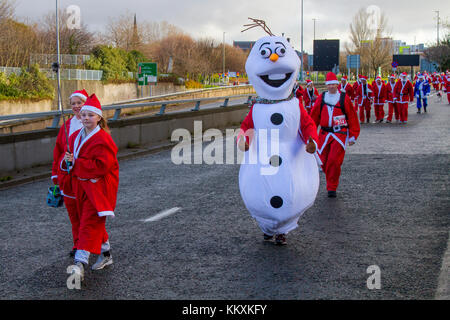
[91,252,113,270]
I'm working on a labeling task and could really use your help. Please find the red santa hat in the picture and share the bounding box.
[325,72,339,85]
[376,76,382,80]
[360,75,368,81]
[341,76,348,81]
[389,74,396,78]
[305,79,313,85]
[80,94,103,117]
[69,89,89,101]
[400,72,408,77]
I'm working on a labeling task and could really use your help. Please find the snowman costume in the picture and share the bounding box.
[238,36,319,237]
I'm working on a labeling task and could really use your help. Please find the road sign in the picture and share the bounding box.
[347,55,360,69]
[138,62,157,85]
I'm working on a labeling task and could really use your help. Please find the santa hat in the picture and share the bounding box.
[418,74,424,78]
[306,79,313,85]
[341,76,348,81]
[400,72,407,77]
[80,94,103,117]
[325,72,339,85]
[69,89,89,101]
[390,74,396,78]
[376,76,382,81]
[360,75,368,81]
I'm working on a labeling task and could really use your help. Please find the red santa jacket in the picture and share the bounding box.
[338,82,354,100]
[386,81,397,103]
[444,76,450,92]
[393,80,414,103]
[61,126,119,217]
[371,81,388,105]
[355,83,373,106]
[295,85,304,100]
[302,87,320,109]
[52,117,83,189]
[238,98,318,147]
[309,92,360,153]
[352,81,360,100]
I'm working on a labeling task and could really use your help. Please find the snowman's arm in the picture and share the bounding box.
[299,103,319,145]
[237,105,254,145]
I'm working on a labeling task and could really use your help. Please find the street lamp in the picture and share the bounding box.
[300,0,303,82]
[312,18,318,41]
[223,32,226,84]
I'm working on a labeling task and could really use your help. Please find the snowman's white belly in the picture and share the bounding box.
[239,137,319,232]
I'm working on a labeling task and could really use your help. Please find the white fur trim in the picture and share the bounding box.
[70,93,87,101]
[51,175,58,180]
[325,80,339,85]
[61,190,76,200]
[348,136,356,143]
[98,211,115,217]
[80,105,102,117]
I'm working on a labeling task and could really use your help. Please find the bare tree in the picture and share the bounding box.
[346,8,393,77]
[0,0,15,22]
[37,9,95,55]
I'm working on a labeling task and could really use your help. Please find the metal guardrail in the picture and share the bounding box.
[0,94,255,129]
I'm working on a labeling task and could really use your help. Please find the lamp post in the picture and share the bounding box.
[435,10,440,45]
[300,0,303,82]
[223,32,226,84]
[312,18,318,40]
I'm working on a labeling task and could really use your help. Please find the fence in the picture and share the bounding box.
[29,53,91,66]
[1,66,136,81]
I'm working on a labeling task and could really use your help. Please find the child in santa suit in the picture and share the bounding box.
[371,76,388,123]
[52,89,88,257]
[310,72,360,197]
[393,72,414,124]
[302,79,319,114]
[386,75,399,123]
[356,76,373,123]
[338,76,355,111]
[62,94,119,280]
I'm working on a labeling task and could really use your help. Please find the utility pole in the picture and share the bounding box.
[300,0,304,82]
[222,32,225,84]
[434,10,440,45]
[312,18,317,40]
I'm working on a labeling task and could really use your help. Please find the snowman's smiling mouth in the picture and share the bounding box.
[259,73,293,88]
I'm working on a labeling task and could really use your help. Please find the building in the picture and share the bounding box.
[233,41,255,52]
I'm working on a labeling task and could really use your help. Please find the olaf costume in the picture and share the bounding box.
[238,36,319,239]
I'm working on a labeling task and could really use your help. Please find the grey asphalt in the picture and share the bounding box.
[0,96,449,299]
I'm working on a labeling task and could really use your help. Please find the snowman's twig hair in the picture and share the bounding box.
[241,18,275,36]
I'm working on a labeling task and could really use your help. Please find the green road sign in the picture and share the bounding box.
[138,62,157,85]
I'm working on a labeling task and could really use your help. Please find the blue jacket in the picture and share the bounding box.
[414,79,430,99]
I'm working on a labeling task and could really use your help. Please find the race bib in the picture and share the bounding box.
[333,115,347,127]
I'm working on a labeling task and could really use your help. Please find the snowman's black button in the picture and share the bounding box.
[270,196,283,208]
[269,155,282,167]
[270,113,283,125]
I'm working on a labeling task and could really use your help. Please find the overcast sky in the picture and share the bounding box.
[13,0,450,53]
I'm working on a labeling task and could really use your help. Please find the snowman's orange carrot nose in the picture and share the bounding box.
[269,53,279,62]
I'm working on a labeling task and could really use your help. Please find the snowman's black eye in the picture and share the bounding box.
[260,48,271,58]
[275,47,286,57]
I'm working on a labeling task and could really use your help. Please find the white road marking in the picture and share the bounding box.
[142,207,181,222]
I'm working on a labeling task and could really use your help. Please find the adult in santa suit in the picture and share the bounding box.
[443,71,450,104]
[62,94,119,279]
[52,89,87,257]
[393,72,414,124]
[371,76,388,123]
[302,79,319,114]
[356,76,373,123]
[310,72,361,198]
[386,75,399,123]
[338,76,355,111]
[414,73,431,113]
[295,82,304,100]
[352,75,361,106]
[431,72,441,92]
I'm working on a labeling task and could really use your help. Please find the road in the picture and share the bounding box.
[0,96,449,300]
